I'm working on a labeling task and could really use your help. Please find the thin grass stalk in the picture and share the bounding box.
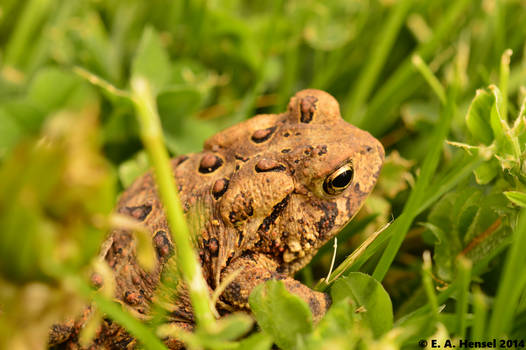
[455,256,472,339]
[372,84,456,281]
[4,0,52,69]
[488,209,526,337]
[472,286,487,341]
[345,0,413,123]
[419,156,481,213]
[131,77,216,331]
[422,251,439,323]
[499,49,512,122]
[411,55,446,105]
[360,0,472,135]
[396,285,456,325]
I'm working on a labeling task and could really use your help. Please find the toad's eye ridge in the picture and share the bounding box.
[323,162,354,195]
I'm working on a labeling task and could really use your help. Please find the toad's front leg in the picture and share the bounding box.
[220,252,330,322]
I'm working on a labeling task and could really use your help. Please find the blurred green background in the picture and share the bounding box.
[1,0,524,168]
[1,0,526,349]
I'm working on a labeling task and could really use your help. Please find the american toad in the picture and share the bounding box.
[50,89,384,348]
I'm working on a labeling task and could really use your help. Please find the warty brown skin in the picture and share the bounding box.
[50,89,384,349]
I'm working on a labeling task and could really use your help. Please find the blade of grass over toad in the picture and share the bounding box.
[488,209,526,337]
[312,214,378,263]
[344,0,413,123]
[314,220,389,292]
[75,65,216,331]
[359,0,471,135]
[131,77,216,330]
[372,85,456,281]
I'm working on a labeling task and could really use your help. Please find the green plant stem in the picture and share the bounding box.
[372,87,456,281]
[345,0,413,123]
[131,77,216,331]
[422,251,439,323]
[472,286,488,341]
[411,55,446,105]
[456,256,472,339]
[499,49,512,122]
[395,282,456,327]
[488,209,526,337]
[493,0,506,63]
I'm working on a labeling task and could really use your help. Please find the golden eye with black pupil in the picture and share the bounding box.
[323,162,354,195]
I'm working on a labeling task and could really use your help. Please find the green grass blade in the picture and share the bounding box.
[499,49,512,122]
[456,256,472,339]
[345,0,413,123]
[488,209,526,337]
[422,251,439,323]
[472,286,488,341]
[131,77,216,330]
[360,0,472,135]
[419,155,481,213]
[411,55,446,105]
[3,0,53,69]
[372,87,456,281]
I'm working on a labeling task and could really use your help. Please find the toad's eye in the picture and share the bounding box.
[323,162,354,195]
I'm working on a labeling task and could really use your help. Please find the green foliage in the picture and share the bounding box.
[424,186,512,281]
[158,313,254,349]
[131,26,172,95]
[1,0,526,349]
[330,273,393,338]
[504,191,526,208]
[0,107,117,349]
[457,84,526,185]
[0,109,115,282]
[466,90,495,145]
[249,274,395,349]
[249,280,313,350]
